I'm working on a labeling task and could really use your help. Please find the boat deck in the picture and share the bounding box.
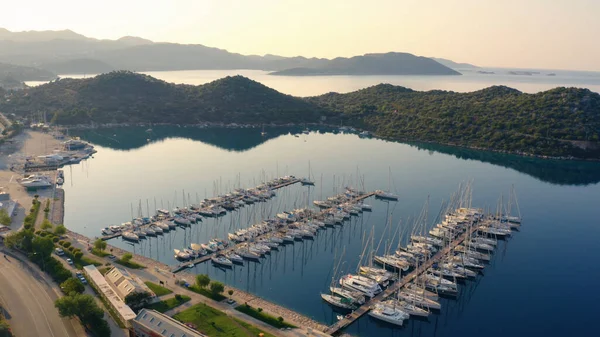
[323,225,478,335]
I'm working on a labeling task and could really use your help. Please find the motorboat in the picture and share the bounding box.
[368,303,408,326]
[101,227,112,235]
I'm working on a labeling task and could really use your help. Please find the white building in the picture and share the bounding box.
[104,266,156,301]
[83,265,137,326]
[131,309,206,337]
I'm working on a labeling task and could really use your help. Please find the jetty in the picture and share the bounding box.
[171,191,376,273]
[324,224,479,335]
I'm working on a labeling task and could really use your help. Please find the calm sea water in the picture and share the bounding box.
[26,68,600,95]
[63,126,600,337]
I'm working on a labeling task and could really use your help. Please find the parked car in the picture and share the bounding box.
[55,248,64,256]
[78,276,87,285]
[75,271,82,277]
[107,255,117,260]
[66,258,73,265]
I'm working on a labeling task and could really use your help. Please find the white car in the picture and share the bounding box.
[66,258,73,265]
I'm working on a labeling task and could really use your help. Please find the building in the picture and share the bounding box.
[82,265,137,326]
[131,309,206,337]
[105,266,156,302]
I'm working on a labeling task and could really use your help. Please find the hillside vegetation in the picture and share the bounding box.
[1,71,599,159]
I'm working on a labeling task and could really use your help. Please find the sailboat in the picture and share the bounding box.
[300,161,315,186]
[261,124,267,136]
[368,302,409,326]
[375,167,399,200]
[320,294,357,310]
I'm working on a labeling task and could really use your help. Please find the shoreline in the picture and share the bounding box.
[62,122,600,162]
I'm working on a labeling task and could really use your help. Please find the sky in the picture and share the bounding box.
[1,0,599,71]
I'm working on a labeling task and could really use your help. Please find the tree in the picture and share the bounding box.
[41,219,53,231]
[0,209,11,226]
[257,307,263,313]
[0,320,11,336]
[278,316,284,324]
[209,281,224,296]
[227,289,234,299]
[54,225,67,235]
[195,274,210,288]
[94,238,107,251]
[121,253,133,262]
[124,291,152,310]
[32,236,54,260]
[61,277,85,295]
[55,293,103,321]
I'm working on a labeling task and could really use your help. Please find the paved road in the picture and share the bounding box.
[0,255,80,337]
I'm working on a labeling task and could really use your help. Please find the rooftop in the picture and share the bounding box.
[83,265,136,321]
[134,309,206,337]
[105,266,155,300]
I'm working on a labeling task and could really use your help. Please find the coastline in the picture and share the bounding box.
[62,122,600,162]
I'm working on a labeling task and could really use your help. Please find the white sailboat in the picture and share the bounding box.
[375,168,398,200]
[368,303,408,326]
[300,161,315,185]
[320,294,356,310]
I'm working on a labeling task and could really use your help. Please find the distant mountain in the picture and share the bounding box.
[431,57,479,69]
[1,71,599,159]
[270,53,461,76]
[0,28,461,76]
[0,62,56,81]
[40,59,114,74]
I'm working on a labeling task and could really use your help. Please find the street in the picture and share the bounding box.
[0,254,80,337]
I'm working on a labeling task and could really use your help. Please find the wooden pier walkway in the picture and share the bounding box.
[171,191,377,273]
[323,225,479,335]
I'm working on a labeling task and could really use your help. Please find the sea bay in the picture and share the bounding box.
[62,126,600,337]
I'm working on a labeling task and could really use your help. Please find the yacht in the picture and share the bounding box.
[374,255,411,272]
[329,287,365,305]
[174,249,191,260]
[155,221,170,232]
[398,291,442,310]
[109,225,123,232]
[393,300,430,317]
[359,266,394,286]
[404,284,439,300]
[121,231,139,242]
[236,248,261,261]
[368,303,408,326]
[450,254,485,269]
[174,217,191,227]
[101,227,112,235]
[19,175,53,189]
[211,255,233,267]
[339,274,382,298]
[454,246,491,261]
[226,253,244,264]
[374,190,399,201]
[300,178,315,186]
[320,294,356,310]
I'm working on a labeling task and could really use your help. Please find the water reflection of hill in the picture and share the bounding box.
[409,142,600,186]
[71,126,600,186]
[69,125,306,152]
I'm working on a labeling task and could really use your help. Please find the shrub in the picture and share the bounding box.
[257,307,263,313]
[175,294,183,301]
[68,246,75,252]
[74,251,83,260]
[52,237,59,243]
[62,241,71,248]
[59,240,65,245]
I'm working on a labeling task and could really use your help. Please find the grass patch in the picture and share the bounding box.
[114,259,145,269]
[235,304,296,329]
[91,249,109,257]
[145,281,173,296]
[146,295,190,313]
[187,285,226,302]
[173,303,275,337]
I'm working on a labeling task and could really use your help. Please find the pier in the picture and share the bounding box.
[171,191,376,273]
[324,225,479,335]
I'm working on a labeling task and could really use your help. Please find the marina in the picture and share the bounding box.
[60,126,600,337]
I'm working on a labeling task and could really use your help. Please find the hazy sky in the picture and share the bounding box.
[2,0,598,71]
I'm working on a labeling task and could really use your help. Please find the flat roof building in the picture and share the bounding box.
[131,309,206,337]
[83,265,137,326]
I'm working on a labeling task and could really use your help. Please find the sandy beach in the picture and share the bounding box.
[0,130,62,229]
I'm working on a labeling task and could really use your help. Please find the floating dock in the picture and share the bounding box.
[323,224,479,335]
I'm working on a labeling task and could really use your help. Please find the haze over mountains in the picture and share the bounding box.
[0,28,463,78]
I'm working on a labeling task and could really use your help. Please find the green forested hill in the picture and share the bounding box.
[308,84,600,158]
[1,71,599,159]
[1,71,325,124]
